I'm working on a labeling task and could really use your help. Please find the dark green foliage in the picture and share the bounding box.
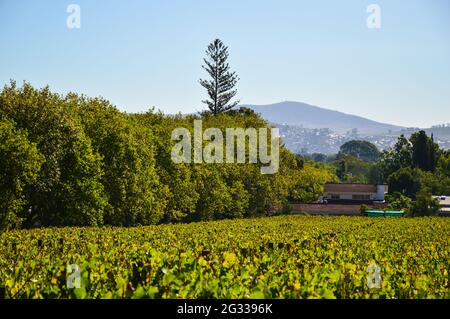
[327,130,449,216]
[387,165,449,202]
[409,188,440,216]
[385,192,412,211]
[199,39,240,115]
[71,97,168,226]
[367,163,384,184]
[380,132,440,179]
[336,159,347,181]
[410,131,440,172]
[378,135,412,180]
[334,154,370,183]
[0,119,43,230]
[438,153,450,178]
[376,131,449,210]
[0,82,107,227]
[387,167,421,197]
[339,140,380,162]
[435,154,450,195]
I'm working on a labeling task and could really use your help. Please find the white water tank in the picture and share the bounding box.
[375,184,388,201]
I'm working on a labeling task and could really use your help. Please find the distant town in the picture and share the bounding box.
[278,124,450,155]
[244,102,450,155]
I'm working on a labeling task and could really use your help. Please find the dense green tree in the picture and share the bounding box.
[72,97,168,226]
[289,163,338,202]
[199,39,240,115]
[334,154,370,183]
[385,192,412,211]
[339,140,380,162]
[418,170,442,196]
[387,167,421,197]
[132,110,199,222]
[367,163,384,184]
[226,181,250,219]
[0,81,339,228]
[0,82,107,227]
[325,130,450,207]
[410,130,439,172]
[0,119,43,230]
[409,188,440,216]
[437,154,450,178]
[378,135,412,180]
[435,154,450,195]
[388,166,448,199]
[336,159,347,181]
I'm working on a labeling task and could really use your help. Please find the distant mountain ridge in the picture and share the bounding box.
[244,101,404,134]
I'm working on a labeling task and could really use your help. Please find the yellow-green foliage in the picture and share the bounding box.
[1,82,448,230]
[0,216,448,299]
[289,163,338,202]
[1,81,335,228]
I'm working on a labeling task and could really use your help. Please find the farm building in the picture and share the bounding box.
[323,183,388,204]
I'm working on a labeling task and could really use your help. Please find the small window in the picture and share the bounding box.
[352,194,370,200]
[330,194,340,200]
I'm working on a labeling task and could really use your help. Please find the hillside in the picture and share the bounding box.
[246,101,404,135]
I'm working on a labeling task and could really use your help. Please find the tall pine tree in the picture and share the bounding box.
[199,39,239,115]
[410,130,440,172]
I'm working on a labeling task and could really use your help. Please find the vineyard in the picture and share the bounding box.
[0,216,449,299]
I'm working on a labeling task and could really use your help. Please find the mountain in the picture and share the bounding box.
[244,101,404,135]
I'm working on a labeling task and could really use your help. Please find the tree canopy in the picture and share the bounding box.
[0,81,337,230]
[339,140,380,162]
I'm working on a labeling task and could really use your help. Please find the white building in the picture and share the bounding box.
[433,195,450,213]
[324,183,388,203]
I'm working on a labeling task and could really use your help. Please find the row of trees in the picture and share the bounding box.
[379,132,449,215]
[0,81,337,230]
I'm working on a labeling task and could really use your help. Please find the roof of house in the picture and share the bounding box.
[324,183,378,194]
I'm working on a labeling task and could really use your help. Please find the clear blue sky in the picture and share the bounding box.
[1,0,449,127]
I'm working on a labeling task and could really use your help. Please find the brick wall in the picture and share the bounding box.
[290,202,388,216]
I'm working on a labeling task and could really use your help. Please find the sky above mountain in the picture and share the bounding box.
[1,0,449,127]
